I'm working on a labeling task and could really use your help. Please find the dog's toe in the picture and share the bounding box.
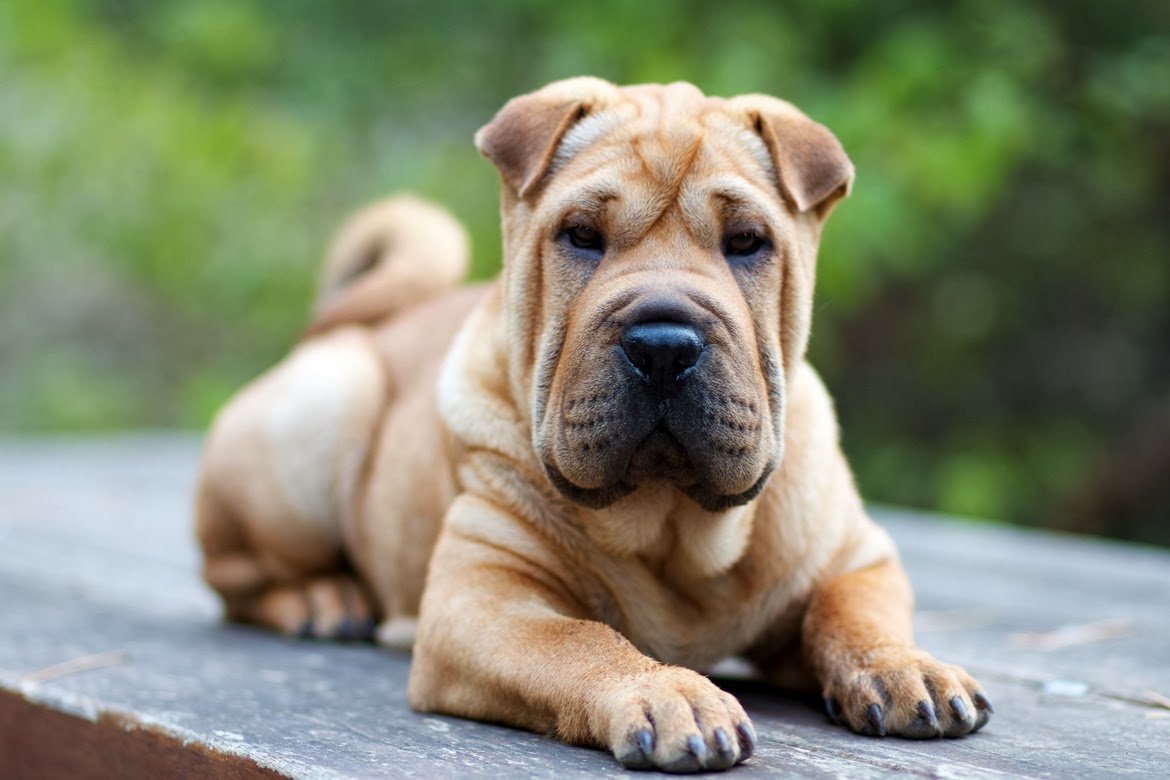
[245,575,376,641]
[901,700,940,739]
[616,727,655,769]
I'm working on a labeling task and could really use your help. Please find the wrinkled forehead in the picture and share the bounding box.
[544,85,781,224]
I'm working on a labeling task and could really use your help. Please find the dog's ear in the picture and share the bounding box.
[475,77,616,198]
[728,95,854,217]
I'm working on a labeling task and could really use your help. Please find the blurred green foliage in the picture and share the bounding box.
[2,0,1168,543]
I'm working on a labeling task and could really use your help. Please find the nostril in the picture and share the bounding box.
[619,335,650,375]
[619,322,705,393]
[672,335,703,372]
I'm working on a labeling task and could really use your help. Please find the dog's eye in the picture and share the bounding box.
[560,224,605,260]
[567,224,603,250]
[724,231,766,257]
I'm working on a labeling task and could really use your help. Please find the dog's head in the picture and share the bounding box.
[477,78,852,512]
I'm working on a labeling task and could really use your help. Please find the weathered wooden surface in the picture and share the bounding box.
[1,434,1168,778]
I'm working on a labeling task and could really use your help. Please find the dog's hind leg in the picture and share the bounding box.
[195,327,388,639]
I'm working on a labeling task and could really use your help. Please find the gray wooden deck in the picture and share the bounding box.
[1,434,1167,778]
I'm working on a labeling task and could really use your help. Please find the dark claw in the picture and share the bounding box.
[736,721,757,759]
[706,726,737,770]
[824,696,843,724]
[336,618,357,640]
[637,728,655,756]
[973,708,991,732]
[713,727,733,758]
[295,619,315,639]
[944,695,975,737]
[918,700,937,721]
[617,728,655,769]
[951,696,970,724]
[973,691,995,715]
[686,735,707,762]
[903,700,940,739]
[866,703,886,737]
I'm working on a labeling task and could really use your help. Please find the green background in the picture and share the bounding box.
[2,0,1168,545]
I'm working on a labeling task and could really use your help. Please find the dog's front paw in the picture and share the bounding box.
[600,666,755,773]
[822,648,993,739]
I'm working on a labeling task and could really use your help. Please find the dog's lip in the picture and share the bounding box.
[542,460,636,510]
[681,464,775,512]
[544,452,772,513]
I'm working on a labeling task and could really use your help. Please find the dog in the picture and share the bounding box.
[196,77,992,772]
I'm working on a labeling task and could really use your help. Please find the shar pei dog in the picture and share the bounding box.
[196,77,992,772]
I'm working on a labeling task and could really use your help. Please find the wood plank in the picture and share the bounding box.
[1,435,1168,778]
[0,688,283,780]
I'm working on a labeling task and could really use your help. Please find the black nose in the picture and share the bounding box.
[619,322,705,396]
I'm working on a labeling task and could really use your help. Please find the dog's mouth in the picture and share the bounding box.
[544,415,773,512]
[543,318,781,513]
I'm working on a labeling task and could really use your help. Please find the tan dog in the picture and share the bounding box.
[196,78,992,772]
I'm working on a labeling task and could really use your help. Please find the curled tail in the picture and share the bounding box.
[303,195,470,338]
